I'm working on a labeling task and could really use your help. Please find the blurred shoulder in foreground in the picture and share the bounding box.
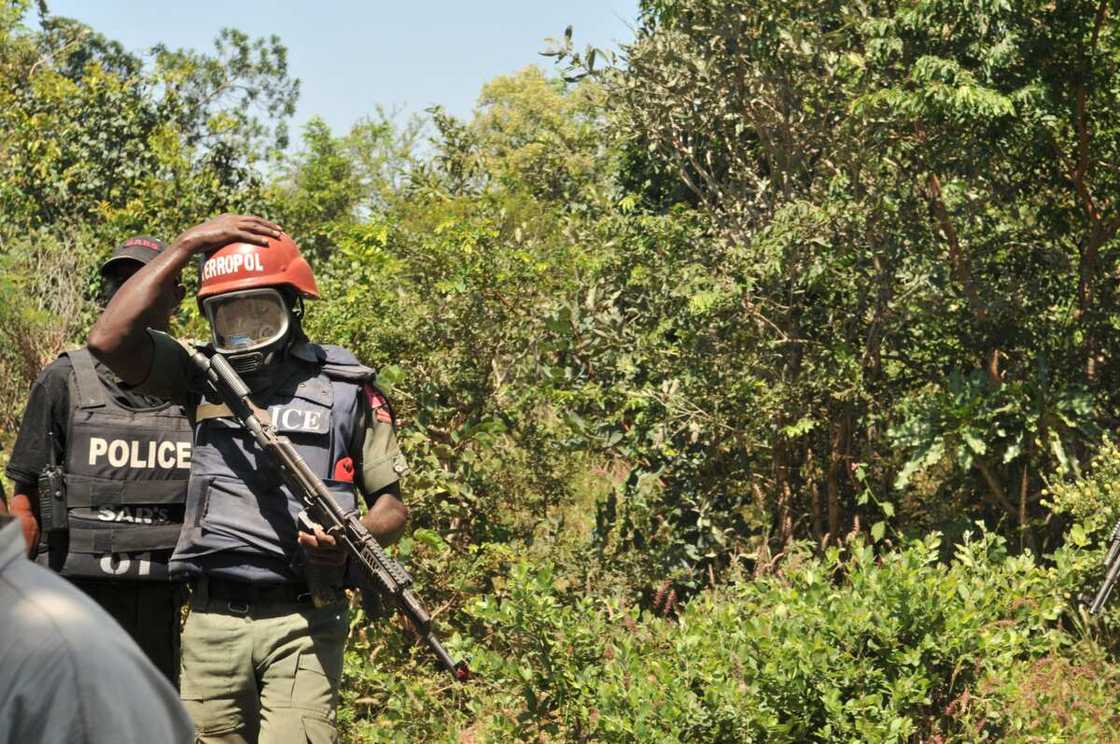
[0,515,194,744]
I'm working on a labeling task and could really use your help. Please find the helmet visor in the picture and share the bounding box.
[203,288,290,354]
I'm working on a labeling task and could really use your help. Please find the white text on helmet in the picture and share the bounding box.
[202,253,266,280]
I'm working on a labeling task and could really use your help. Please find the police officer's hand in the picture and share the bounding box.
[171,214,283,257]
[6,493,40,557]
[298,526,347,566]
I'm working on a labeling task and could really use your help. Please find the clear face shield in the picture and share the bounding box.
[202,288,291,366]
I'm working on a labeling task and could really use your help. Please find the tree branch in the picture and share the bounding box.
[1071,0,1110,224]
[926,172,986,322]
[975,461,1019,519]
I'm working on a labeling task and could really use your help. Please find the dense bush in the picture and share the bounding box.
[336,527,1120,742]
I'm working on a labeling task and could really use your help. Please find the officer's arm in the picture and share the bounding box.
[360,484,408,546]
[0,481,33,556]
[8,484,39,556]
[89,214,281,384]
[298,483,407,559]
[4,364,67,556]
[354,386,409,545]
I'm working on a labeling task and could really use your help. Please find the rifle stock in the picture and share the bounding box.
[191,349,469,681]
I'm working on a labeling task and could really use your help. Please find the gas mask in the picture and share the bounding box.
[202,288,293,376]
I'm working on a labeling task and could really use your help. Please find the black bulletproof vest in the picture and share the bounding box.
[39,349,192,581]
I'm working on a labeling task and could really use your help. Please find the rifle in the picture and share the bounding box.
[188,348,469,681]
[1084,517,1120,615]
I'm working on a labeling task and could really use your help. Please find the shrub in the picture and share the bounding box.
[339,527,1091,743]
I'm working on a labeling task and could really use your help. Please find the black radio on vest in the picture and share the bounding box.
[39,348,192,581]
[37,429,68,533]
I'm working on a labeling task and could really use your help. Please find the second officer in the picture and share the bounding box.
[4,236,191,684]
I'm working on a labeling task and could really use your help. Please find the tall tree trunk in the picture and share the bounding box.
[1070,1,1115,382]
[806,448,824,541]
[1018,461,1038,555]
[826,415,849,540]
[926,172,1001,385]
[773,440,794,547]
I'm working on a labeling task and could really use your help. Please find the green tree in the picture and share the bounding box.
[539,0,1120,591]
[0,0,295,448]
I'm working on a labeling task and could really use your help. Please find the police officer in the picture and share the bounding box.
[88,214,409,744]
[5,236,191,685]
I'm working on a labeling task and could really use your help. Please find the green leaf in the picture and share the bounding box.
[1049,431,1070,472]
[895,438,945,490]
[962,430,987,456]
[871,521,886,542]
[1069,523,1089,548]
[376,365,406,387]
[780,416,817,439]
[413,528,448,553]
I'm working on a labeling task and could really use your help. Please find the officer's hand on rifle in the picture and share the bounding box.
[297,524,347,566]
[171,214,283,257]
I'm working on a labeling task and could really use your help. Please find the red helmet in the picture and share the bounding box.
[198,233,319,300]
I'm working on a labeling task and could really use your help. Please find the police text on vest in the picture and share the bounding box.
[88,438,191,469]
[268,405,328,433]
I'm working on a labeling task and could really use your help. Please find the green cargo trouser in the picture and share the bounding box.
[179,579,349,744]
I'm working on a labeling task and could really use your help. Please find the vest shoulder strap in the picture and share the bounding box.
[317,344,377,384]
[63,348,107,409]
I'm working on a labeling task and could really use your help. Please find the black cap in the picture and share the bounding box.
[100,235,168,276]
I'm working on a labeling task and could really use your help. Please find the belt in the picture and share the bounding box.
[201,577,312,614]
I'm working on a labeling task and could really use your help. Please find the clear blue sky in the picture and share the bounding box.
[45,0,639,138]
